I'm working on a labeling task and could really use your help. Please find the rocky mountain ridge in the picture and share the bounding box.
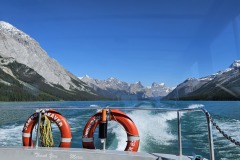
[0,21,90,91]
[164,60,240,100]
[0,21,101,101]
[80,75,174,100]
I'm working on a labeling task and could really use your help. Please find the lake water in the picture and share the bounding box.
[0,100,240,159]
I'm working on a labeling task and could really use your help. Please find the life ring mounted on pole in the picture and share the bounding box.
[22,109,72,148]
[82,109,140,152]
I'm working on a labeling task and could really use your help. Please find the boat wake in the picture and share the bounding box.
[0,102,240,159]
[108,109,177,152]
[0,124,22,146]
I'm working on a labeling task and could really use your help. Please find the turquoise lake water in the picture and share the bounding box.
[0,100,240,159]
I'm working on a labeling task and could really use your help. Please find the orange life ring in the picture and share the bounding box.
[22,109,72,148]
[82,109,140,152]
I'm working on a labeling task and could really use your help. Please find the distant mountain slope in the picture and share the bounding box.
[80,75,174,100]
[0,51,104,101]
[164,60,240,100]
[0,21,102,101]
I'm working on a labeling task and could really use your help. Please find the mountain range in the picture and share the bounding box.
[164,60,240,100]
[1,21,240,101]
[0,21,172,101]
[79,75,174,100]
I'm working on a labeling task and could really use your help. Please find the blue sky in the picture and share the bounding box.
[1,0,240,87]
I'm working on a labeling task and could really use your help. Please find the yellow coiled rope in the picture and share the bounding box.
[40,115,54,147]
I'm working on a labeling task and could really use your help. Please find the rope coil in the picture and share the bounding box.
[39,115,54,147]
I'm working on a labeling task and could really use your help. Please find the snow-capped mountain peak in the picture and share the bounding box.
[79,75,91,79]
[230,60,240,68]
[165,59,240,100]
[135,81,142,85]
[108,77,115,80]
[0,21,93,92]
[85,75,90,78]
[0,21,15,30]
[80,76,174,99]
[152,82,165,88]
[106,77,118,82]
[159,83,165,86]
[203,60,240,80]
[0,21,32,42]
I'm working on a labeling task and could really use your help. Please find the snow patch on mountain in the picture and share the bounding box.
[230,60,240,68]
[0,21,32,42]
[0,78,11,86]
[0,57,16,78]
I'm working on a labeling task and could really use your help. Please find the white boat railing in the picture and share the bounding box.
[1,106,215,160]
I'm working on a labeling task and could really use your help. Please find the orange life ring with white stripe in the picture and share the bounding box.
[82,109,140,152]
[22,109,72,148]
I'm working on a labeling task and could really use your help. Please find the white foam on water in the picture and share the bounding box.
[67,116,82,126]
[212,119,240,147]
[0,124,23,146]
[187,104,204,109]
[177,103,240,159]
[183,105,240,159]
[89,104,99,107]
[109,110,177,151]
[108,121,127,150]
[181,104,204,120]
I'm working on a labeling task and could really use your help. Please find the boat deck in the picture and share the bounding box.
[0,147,207,160]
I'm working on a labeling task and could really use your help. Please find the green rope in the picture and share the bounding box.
[40,115,54,147]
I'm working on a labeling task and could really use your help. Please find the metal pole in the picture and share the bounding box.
[99,109,107,150]
[177,111,182,160]
[202,109,215,160]
[101,139,106,150]
[35,109,42,148]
